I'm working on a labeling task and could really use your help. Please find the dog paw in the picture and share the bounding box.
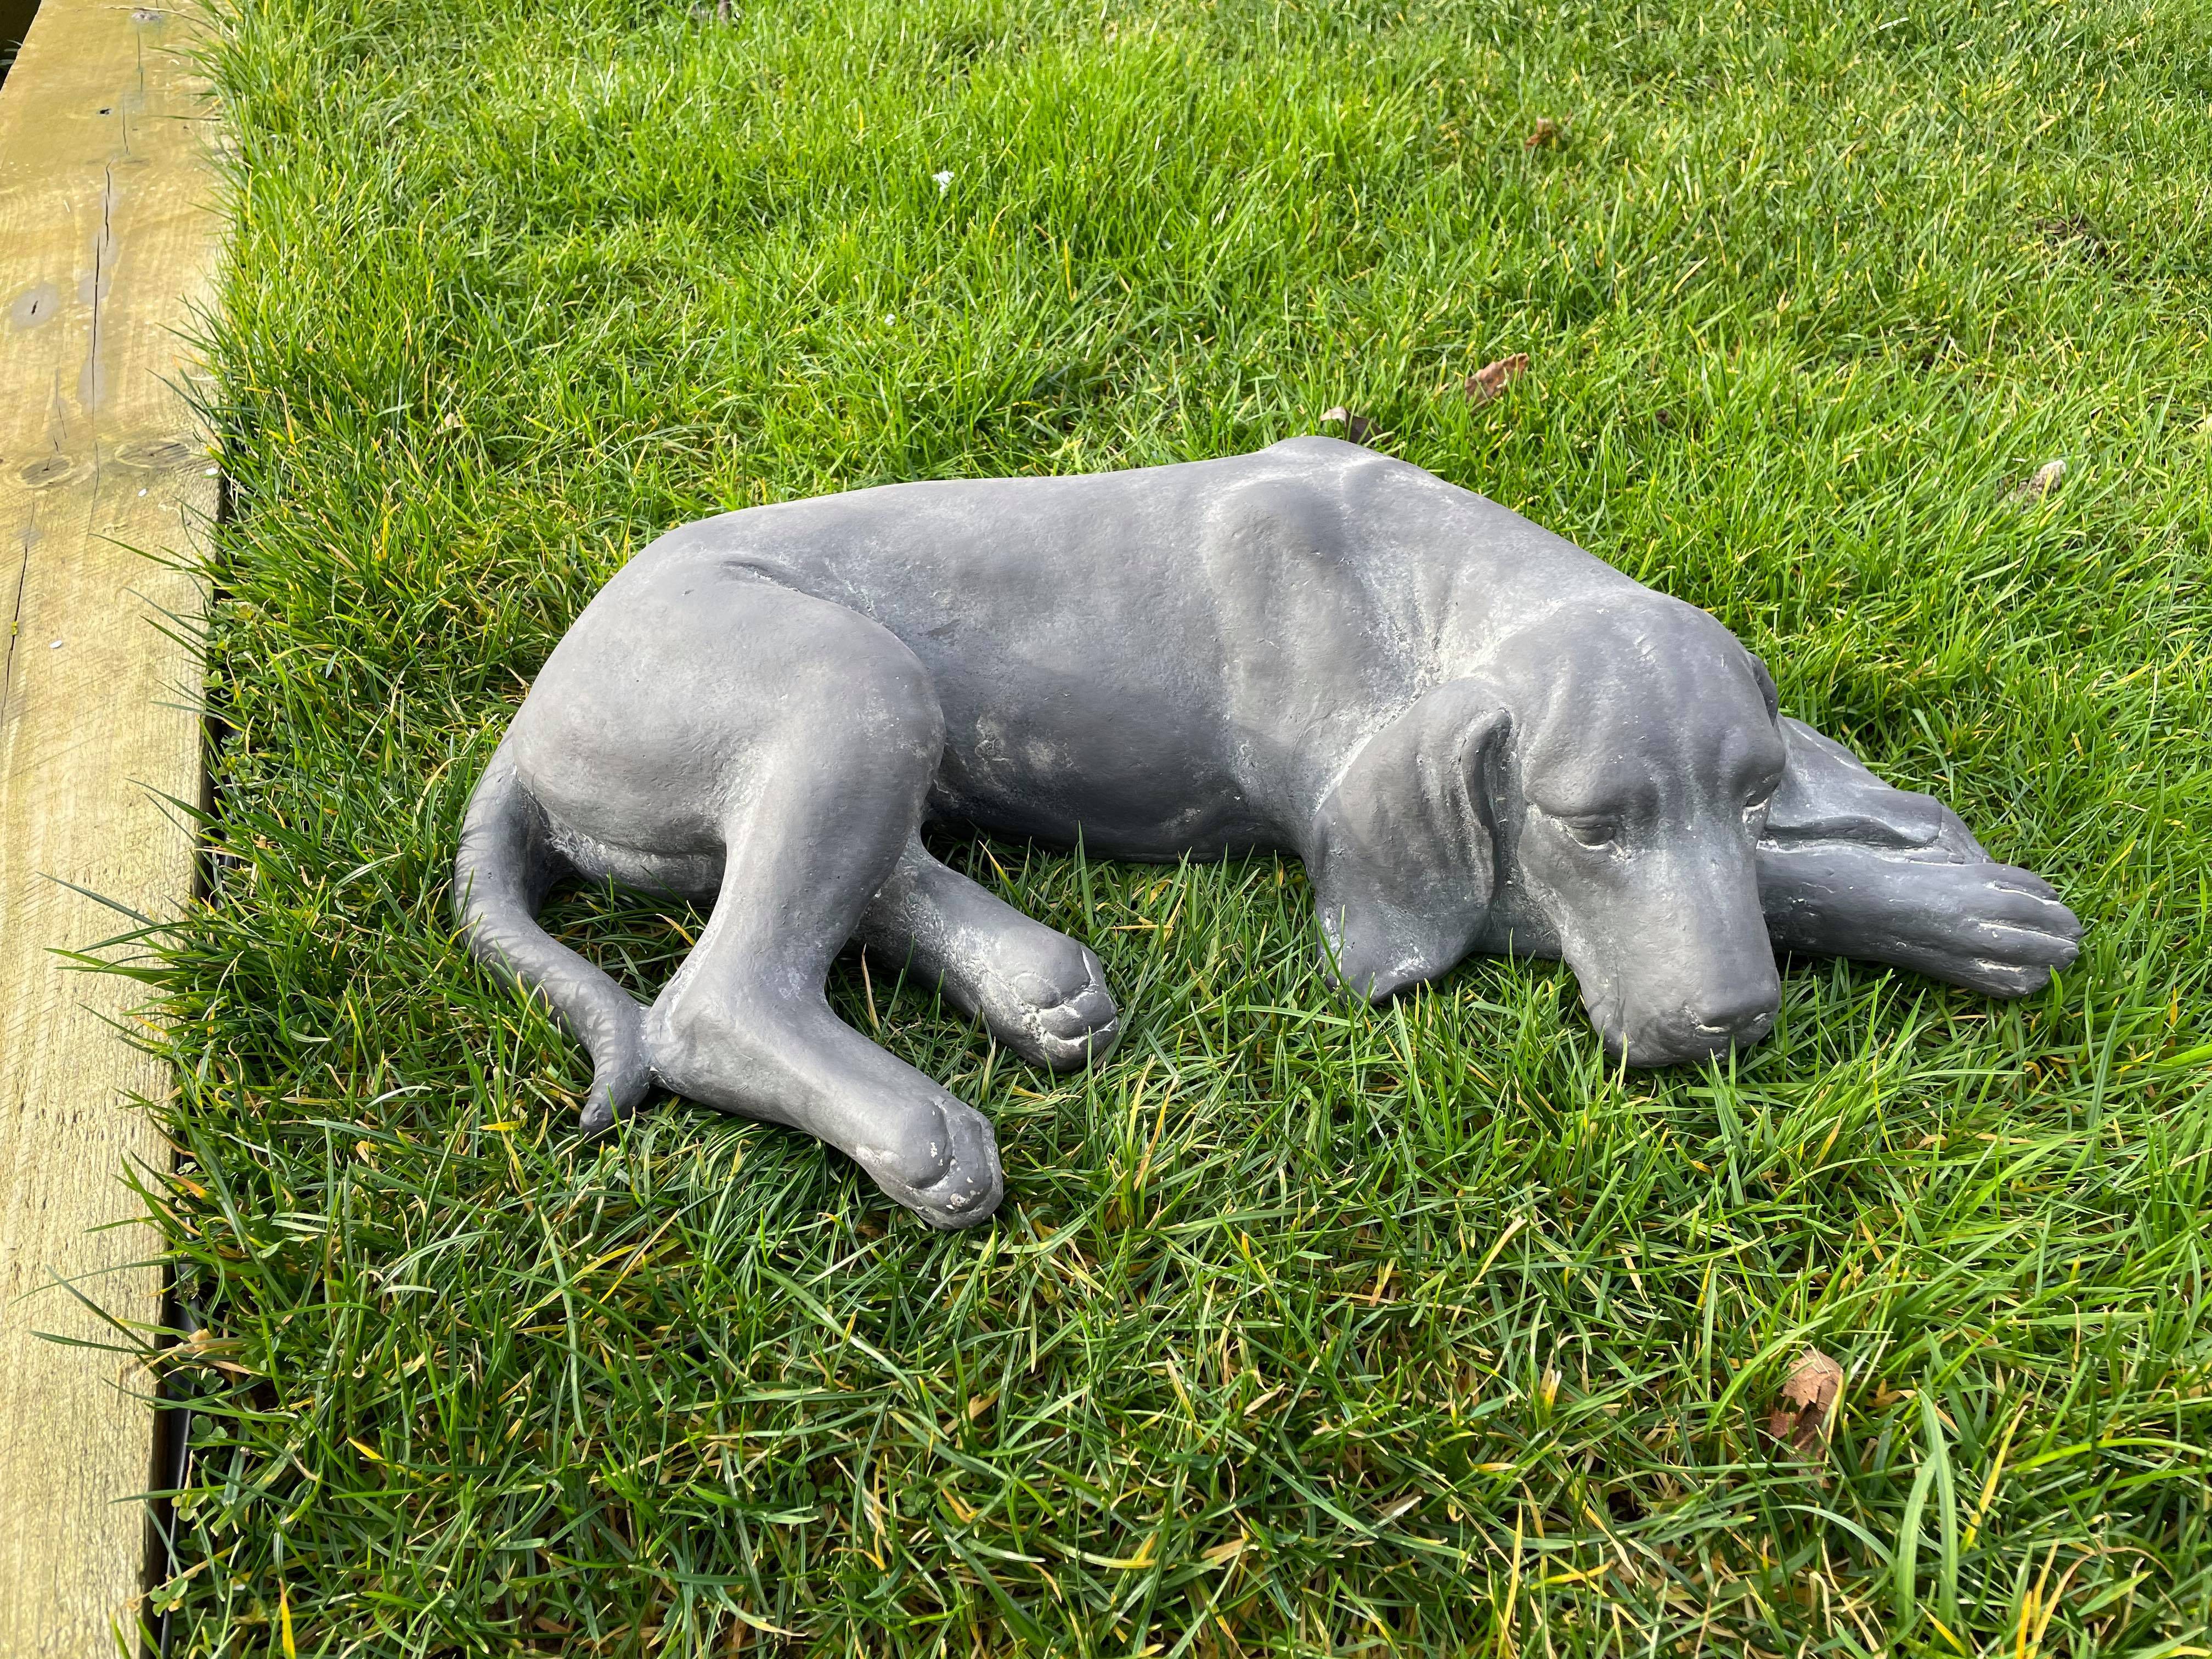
[853,1097,1005,1229]
[1884,861,2083,996]
[984,943,1122,1071]
[1767,847,2082,997]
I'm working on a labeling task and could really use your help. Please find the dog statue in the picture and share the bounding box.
[455,439,2081,1227]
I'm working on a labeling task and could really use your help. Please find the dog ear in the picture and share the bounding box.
[1747,652,1780,723]
[1304,678,1510,1002]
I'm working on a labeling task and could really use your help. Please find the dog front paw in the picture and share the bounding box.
[1762,843,2082,996]
[1884,860,2083,995]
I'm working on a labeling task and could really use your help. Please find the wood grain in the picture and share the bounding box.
[0,1,219,1651]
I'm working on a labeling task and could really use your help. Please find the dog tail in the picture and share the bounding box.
[454,746,652,1132]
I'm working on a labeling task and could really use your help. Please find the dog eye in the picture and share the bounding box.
[1561,815,1620,849]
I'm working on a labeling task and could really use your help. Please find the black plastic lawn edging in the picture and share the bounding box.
[0,0,38,84]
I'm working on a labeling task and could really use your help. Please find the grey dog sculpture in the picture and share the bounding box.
[456,438,2080,1227]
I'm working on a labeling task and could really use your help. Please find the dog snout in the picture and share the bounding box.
[1690,986,1779,1043]
[1541,830,1782,1068]
[1610,985,1778,1066]
[1580,945,1780,1066]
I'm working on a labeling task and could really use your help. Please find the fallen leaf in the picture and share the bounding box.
[2006,458,2067,504]
[1466,353,1530,402]
[1525,117,1564,148]
[166,1328,258,1379]
[1767,1348,1844,1462]
[2032,212,2106,256]
[1319,405,1375,443]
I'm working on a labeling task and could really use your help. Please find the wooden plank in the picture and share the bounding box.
[0,0,218,1651]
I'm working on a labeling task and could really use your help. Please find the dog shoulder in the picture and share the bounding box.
[1199,485,1346,586]
[1215,438,1460,568]
[1206,439,1391,555]
[1260,434,1374,465]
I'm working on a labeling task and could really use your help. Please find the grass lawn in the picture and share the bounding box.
[136,0,2212,1650]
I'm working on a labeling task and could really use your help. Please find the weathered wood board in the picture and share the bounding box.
[0,1,219,1651]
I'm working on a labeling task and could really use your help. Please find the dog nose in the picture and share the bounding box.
[1611,991,1776,1066]
[1689,989,1777,1045]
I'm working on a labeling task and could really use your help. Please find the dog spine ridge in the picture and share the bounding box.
[454,745,653,1132]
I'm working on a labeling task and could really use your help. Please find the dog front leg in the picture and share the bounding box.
[1756,718,2081,996]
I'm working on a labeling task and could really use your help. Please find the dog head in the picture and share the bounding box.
[1307,596,1786,1066]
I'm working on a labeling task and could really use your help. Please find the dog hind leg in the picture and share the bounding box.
[856,836,1121,1071]
[635,629,1005,1228]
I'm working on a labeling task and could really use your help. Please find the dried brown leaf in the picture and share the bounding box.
[1525,117,1564,148]
[2006,458,2067,504]
[1767,1348,1844,1462]
[1319,405,1375,443]
[1466,353,1530,403]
